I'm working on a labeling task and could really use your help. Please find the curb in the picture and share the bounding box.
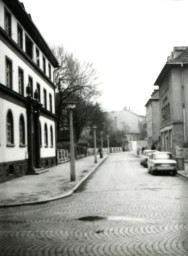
[0,155,109,208]
[73,155,108,193]
[177,172,188,179]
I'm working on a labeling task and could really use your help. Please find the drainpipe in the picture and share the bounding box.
[180,63,186,142]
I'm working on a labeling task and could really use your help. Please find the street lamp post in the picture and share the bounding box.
[107,135,110,154]
[66,102,76,181]
[92,125,97,163]
[100,131,103,158]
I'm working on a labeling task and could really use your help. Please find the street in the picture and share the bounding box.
[1,152,188,256]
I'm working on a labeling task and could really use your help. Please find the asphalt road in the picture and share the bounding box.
[1,152,188,256]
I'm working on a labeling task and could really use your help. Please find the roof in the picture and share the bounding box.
[3,0,59,67]
[145,90,159,107]
[154,46,188,86]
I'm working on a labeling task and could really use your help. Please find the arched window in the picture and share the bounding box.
[19,115,25,145]
[50,126,53,147]
[44,123,48,147]
[6,110,14,145]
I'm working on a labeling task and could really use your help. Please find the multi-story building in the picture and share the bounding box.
[107,107,146,150]
[145,89,160,149]
[154,46,188,153]
[0,0,59,181]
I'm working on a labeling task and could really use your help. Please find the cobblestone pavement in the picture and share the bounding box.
[1,152,188,255]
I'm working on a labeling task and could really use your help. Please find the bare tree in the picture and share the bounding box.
[52,45,100,130]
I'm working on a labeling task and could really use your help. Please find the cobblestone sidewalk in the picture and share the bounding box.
[0,154,108,207]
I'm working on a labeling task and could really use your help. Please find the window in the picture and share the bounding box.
[37,83,41,102]
[49,93,52,112]
[162,103,170,120]
[28,76,33,97]
[48,63,51,79]
[44,124,48,147]
[18,68,24,95]
[4,8,11,36]
[25,34,33,59]
[43,56,46,74]
[36,48,40,67]
[43,89,47,108]
[169,130,173,148]
[6,110,14,145]
[50,126,53,147]
[19,115,25,146]
[17,24,23,49]
[5,57,12,88]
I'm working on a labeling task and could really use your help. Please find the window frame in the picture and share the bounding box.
[36,47,40,67]
[5,56,13,89]
[43,56,46,74]
[50,126,53,147]
[48,63,51,79]
[36,83,41,102]
[44,123,48,147]
[4,7,11,36]
[17,24,23,49]
[25,34,33,60]
[43,89,47,108]
[18,67,24,95]
[19,114,25,147]
[6,110,14,146]
[49,93,52,112]
[28,76,33,98]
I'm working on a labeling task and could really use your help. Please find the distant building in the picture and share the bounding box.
[154,46,188,153]
[107,108,146,150]
[0,0,59,181]
[145,90,160,149]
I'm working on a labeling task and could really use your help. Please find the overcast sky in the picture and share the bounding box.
[22,0,188,114]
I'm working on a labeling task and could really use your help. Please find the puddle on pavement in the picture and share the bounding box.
[78,216,106,221]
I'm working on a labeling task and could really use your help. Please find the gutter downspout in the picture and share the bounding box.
[180,63,186,142]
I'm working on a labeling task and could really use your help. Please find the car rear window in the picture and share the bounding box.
[154,153,172,159]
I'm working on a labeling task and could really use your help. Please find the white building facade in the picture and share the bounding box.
[0,0,59,181]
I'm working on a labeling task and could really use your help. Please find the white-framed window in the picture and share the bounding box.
[19,115,25,146]
[25,34,33,59]
[36,47,40,67]
[49,93,52,112]
[5,57,12,89]
[18,67,24,95]
[43,89,47,108]
[44,123,48,147]
[50,126,53,147]
[17,24,23,49]
[4,8,11,36]
[6,110,14,146]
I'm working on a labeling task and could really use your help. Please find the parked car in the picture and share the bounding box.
[140,150,157,167]
[147,151,177,176]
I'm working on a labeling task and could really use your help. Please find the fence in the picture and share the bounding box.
[57,149,69,164]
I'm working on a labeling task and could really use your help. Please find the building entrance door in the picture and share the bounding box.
[33,112,41,169]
